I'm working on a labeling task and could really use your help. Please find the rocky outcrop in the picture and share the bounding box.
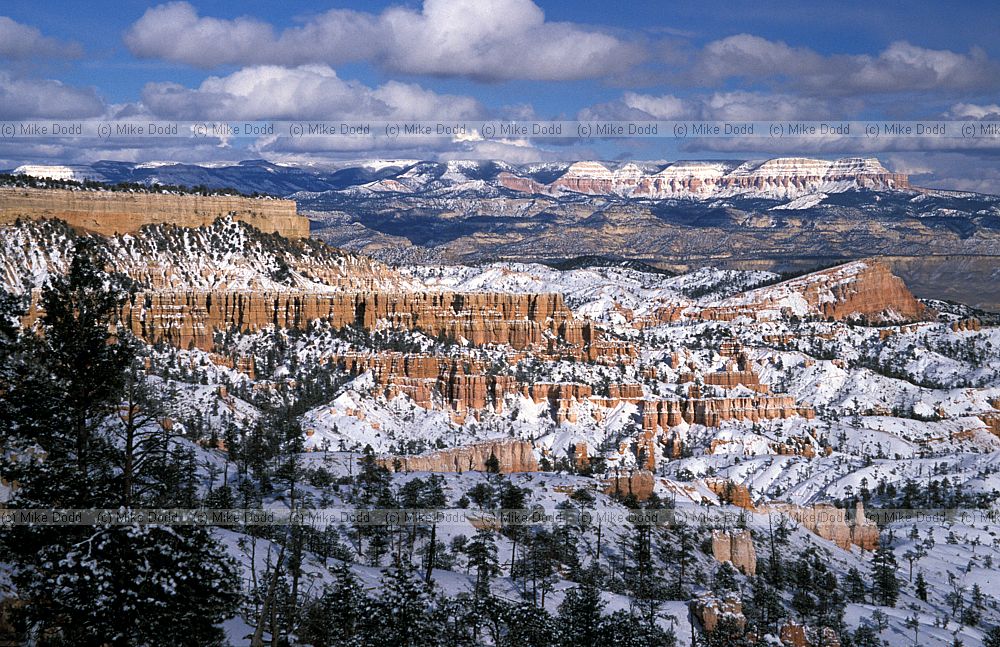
[851,501,879,551]
[780,623,808,647]
[690,594,745,634]
[526,383,593,423]
[0,187,309,238]
[380,439,538,473]
[712,529,757,575]
[706,479,756,510]
[780,623,841,647]
[329,351,518,422]
[700,261,927,323]
[984,412,1000,438]
[769,501,878,551]
[603,470,655,500]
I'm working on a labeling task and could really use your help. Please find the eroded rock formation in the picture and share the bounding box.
[712,529,757,575]
[769,501,878,551]
[380,439,538,473]
[603,470,655,500]
[28,290,598,353]
[642,395,814,431]
[690,594,745,634]
[697,261,926,323]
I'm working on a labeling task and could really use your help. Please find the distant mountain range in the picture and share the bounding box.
[8,157,1000,310]
[10,156,913,201]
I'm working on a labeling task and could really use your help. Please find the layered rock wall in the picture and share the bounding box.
[0,187,309,238]
[380,439,538,473]
[37,290,592,352]
[700,261,926,323]
[641,395,813,431]
[499,157,909,200]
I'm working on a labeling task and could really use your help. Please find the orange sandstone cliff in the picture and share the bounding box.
[0,187,309,238]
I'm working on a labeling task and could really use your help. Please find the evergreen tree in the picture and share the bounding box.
[845,567,868,603]
[744,576,785,636]
[915,571,929,602]
[983,626,1000,647]
[557,566,606,647]
[367,561,437,647]
[712,562,739,594]
[433,594,478,647]
[465,527,501,599]
[852,624,884,647]
[498,601,556,647]
[485,451,501,474]
[601,609,676,647]
[300,560,367,647]
[871,543,900,607]
[704,615,749,647]
[0,243,240,645]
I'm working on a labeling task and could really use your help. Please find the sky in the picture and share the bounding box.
[1,0,999,191]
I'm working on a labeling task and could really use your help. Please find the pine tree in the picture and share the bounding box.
[601,609,676,647]
[853,624,884,647]
[465,527,501,599]
[0,243,240,645]
[983,626,1000,647]
[300,560,367,647]
[712,562,739,594]
[557,565,606,647]
[915,571,929,602]
[368,561,437,647]
[498,601,556,647]
[871,543,900,607]
[744,575,785,636]
[433,594,478,647]
[704,615,749,647]
[485,450,501,474]
[845,567,868,603]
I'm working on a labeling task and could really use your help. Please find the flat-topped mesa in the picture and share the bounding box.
[0,186,310,238]
[697,260,927,323]
[86,290,597,353]
[499,157,909,199]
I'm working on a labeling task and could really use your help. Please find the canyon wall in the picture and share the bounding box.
[43,289,596,353]
[0,187,309,238]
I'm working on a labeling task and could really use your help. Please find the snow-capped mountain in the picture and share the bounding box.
[6,157,912,201]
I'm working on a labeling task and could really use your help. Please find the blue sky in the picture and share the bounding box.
[1,0,999,191]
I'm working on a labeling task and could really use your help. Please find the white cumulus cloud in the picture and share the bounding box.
[124,0,641,81]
